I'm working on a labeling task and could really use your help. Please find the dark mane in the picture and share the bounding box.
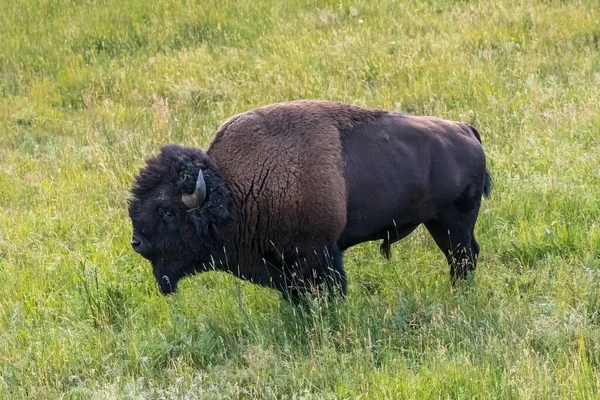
[129,145,205,208]
[129,145,231,239]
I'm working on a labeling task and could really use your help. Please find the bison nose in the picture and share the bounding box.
[131,233,144,253]
[131,238,141,251]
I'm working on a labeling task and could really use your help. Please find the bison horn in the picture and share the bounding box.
[181,169,207,209]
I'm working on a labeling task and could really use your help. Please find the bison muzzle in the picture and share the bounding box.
[128,100,492,303]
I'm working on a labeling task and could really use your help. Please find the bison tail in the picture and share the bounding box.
[468,124,493,199]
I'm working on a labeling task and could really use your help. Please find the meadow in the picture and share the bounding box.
[1,0,600,398]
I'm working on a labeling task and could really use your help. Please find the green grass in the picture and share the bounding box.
[1,0,600,397]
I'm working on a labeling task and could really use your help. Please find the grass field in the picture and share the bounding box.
[1,0,600,398]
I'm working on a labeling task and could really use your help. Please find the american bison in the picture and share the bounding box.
[129,100,492,302]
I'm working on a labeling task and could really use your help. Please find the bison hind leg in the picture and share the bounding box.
[425,209,481,284]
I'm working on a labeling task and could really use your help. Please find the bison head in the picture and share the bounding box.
[128,145,230,294]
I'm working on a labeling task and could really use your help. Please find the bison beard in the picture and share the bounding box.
[128,100,491,303]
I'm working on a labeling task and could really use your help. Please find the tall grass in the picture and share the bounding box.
[1,0,599,397]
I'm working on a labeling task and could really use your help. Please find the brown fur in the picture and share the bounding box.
[206,101,383,292]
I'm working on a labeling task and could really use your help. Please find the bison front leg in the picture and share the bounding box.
[265,266,308,305]
[316,246,347,297]
[289,246,347,302]
[269,246,348,305]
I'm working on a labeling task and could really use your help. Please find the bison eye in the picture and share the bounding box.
[162,209,178,230]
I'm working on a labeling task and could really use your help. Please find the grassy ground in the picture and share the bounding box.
[1,0,599,398]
